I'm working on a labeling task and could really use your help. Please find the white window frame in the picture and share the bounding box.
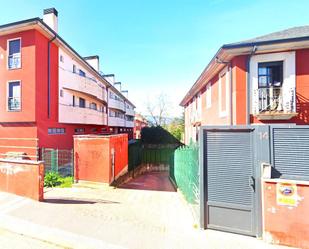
[7,80,22,112]
[218,67,229,117]
[206,82,212,109]
[250,51,296,114]
[7,37,22,70]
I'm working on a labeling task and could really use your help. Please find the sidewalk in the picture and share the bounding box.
[0,228,63,249]
[0,172,297,249]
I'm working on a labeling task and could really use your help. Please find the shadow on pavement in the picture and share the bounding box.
[119,171,176,192]
[44,198,120,205]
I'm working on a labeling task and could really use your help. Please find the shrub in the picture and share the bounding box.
[44,172,62,187]
[59,177,73,188]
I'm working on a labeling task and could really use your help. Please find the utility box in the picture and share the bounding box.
[73,134,128,184]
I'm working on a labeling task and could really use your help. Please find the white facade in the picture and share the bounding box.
[108,87,135,128]
[58,48,108,125]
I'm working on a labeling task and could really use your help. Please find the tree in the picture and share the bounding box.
[146,93,170,126]
[164,112,184,142]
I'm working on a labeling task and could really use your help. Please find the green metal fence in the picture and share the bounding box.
[172,144,199,205]
[128,141,143,171]
[41,148,74,176]
[128,141,177,171]
[142,148,175,164]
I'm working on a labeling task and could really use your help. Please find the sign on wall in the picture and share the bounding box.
[276,183,297,206]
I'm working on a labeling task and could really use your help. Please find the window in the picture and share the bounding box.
[8,81,21,111]
[206,83,212,109]
[73,65,76,73]
[8,38,21,69]
[60,89,63,97]
[79,69,86,77]
[79,98,85,108]
[91,128,97,132]
[109,110,115,117]
[60,55,64,62]
[219,69,229,117]
[258,61,283,88]
[74,128,85,134]
[72,95,75,106]
[90,102,97,110]
[257,61,284,112]
[125,115,134,121]
[48,128,65,135]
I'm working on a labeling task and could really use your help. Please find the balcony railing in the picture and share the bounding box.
[253,87,296,120]
[59,104,107,125]
[8,54,21,69]
[8,97,20,110]
[60,67,107,102]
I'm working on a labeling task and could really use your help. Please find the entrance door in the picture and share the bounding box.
[204,128,256,236]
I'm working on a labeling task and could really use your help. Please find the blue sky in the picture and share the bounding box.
[1,0,309,116]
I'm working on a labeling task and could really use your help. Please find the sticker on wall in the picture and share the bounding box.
[276,183,297,206]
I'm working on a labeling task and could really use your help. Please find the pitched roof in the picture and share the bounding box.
[180,25,309,106]
[223,25,309,48]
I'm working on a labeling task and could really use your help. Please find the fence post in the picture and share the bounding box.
[41,148,44,162]
[71,149,74,177]
[51,149,58,173]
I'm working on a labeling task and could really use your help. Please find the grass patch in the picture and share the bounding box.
[44,172,73,188]
[59,176,73,188]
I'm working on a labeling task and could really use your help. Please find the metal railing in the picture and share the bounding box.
[41,148,73,176]
[8,97,20,110]
[8,54,21,69]
[254,87,295,113]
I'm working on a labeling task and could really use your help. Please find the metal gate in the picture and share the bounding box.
[200,124,309,237]
[201,127,257,236]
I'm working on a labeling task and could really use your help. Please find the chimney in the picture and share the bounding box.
[114,82,121,91]
[84,55,100,72]
[102,74,115,84]
[43,8,58,32]
[121,90,128,98]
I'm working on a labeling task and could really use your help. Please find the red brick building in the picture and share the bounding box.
[133,113,148,139]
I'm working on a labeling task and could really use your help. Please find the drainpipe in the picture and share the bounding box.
[47,35,57,118]
[229,64,233,125]
[106,86,110,128]
[246,46,257,125]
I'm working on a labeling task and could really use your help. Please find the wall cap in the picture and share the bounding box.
[263,178,309,186]
[0,159,44,165]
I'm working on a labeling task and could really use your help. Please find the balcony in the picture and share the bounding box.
[109,116,125,127]
[59,104,107,125]
[109,98,125,111]
[8,54,21,69]
[253,87,297,120]
[125,107,135,116]
[59,67,107,103]
[190,111,201,125]
[8,97,20,111]
[125,120,134,128]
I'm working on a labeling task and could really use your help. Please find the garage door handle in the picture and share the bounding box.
[249,176,255,191]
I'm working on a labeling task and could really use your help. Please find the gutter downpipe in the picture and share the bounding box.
[229,63,233,125]
[48,35,57,119]
[246,46,257,125]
